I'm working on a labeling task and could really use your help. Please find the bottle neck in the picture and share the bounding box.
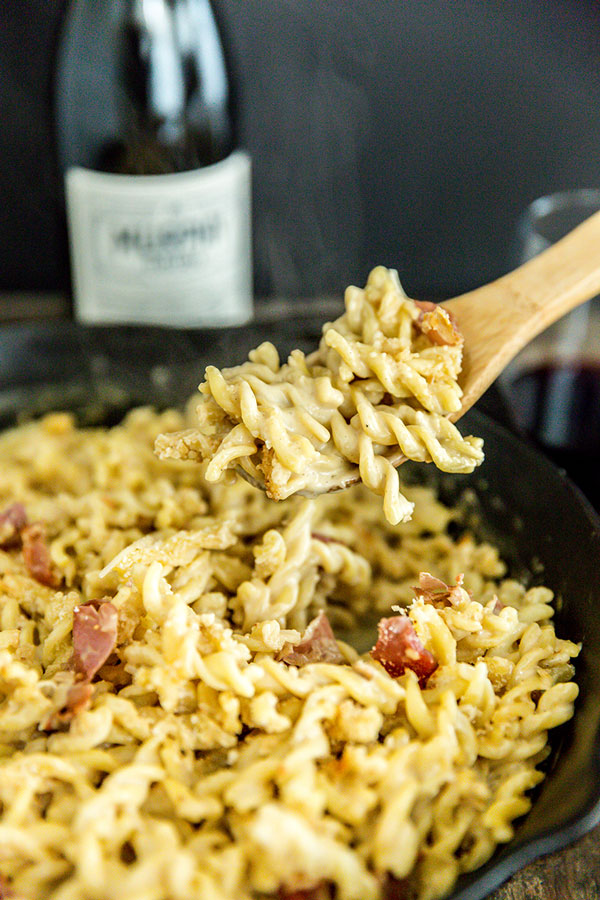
[56,0,234,176]
[130,0,230,142]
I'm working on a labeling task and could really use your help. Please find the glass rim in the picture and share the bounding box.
[524,187,600,222]
[515,187,600,252]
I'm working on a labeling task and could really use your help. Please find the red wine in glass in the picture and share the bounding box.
[510,360,600,509]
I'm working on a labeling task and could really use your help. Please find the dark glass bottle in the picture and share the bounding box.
[56,0,252,327]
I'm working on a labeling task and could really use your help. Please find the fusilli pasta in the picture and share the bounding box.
[0,406,579,900]
[155,267,484,524]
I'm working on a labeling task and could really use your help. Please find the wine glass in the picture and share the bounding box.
[499,189,600,508]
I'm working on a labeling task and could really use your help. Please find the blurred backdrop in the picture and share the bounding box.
[0,0,599,302]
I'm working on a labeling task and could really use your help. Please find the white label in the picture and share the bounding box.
[65,151,253,327]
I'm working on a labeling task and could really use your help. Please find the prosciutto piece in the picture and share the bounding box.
[44,681,94,731]
[0,502,27,547]
[278,884,332,900]
[412,572,466,608]
[0,875,16,899]
[279,611,344,667]
[311,532,345,545]
[382,874,417,900]
[371,615,437,684]
[21,522,61,588]
[43,599,118,730]
[414,299,461,346]
[72,600,119,680]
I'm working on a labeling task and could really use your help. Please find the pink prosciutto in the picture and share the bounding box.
[72,600,119,680]
[371,615,437,685]
[0,502,27,547]
[280,612,344,666]
[412,572,466,608]
[21,522,61,588]
[44,599,118,730]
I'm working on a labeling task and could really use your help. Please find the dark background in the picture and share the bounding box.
[0,0,599,303]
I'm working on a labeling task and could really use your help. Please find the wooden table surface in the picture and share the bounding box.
[1,296,599,900]
[490,827,600,899]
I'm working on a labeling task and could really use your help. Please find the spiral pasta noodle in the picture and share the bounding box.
[155,266,484,524]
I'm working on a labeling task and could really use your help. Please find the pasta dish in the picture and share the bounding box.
[0,396,579,899]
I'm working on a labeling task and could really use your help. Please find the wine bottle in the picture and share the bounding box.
[55,0,252,327]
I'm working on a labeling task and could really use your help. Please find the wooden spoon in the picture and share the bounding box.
[241,209,600,495]
[444,207,600,422]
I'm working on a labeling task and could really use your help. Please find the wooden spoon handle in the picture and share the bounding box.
[445,208,600,417]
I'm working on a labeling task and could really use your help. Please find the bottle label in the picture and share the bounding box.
[65,151,253,327]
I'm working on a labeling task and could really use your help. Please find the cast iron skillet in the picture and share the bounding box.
[1,318,599,900]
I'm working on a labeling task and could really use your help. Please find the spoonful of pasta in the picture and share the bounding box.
[156,209,600,525]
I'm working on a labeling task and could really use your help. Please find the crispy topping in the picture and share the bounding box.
[21,522,62,588]
[371,615,437,684]
[279,612,344,667]
[259,446,286,502]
